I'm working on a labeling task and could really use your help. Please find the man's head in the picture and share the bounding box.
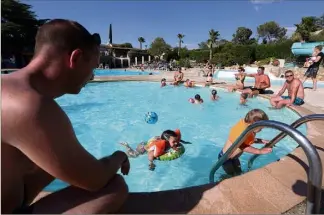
[284,70,294,83]
[178,67,182,72]
[32,19,101,94]
[257,66,265,75]
[314,45,323,53]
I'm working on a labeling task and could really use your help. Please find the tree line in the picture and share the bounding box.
[2,0,323,68]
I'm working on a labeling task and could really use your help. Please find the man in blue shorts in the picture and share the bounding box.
[270,70,305,109]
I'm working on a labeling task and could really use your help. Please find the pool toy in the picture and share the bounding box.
[144,112,158,124]
[146,137,185,161]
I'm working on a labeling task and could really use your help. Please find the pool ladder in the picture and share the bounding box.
[209,114,324,214]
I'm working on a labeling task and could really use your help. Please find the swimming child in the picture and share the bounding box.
[240,93,248,105]
[161,78,167,87]
[210,89,219,101]
[120,129,190,170]
[189,94,204,104]
[219,109,272,176]
[184,79,195,88]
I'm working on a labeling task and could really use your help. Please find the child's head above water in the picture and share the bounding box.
[161,130,178,147]
[161,78,166,83]
[194,94,201,100]
[244,109,269,132]
[211,89,217,95]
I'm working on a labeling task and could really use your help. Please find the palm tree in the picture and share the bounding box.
[207,29,220,60]
[177,33,185,56]
[138,37,145,50]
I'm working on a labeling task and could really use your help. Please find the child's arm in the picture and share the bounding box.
[254,138,270,144]
[147,150,156,170]
[243,146,272,154]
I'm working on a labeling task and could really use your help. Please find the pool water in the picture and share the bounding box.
[46,82,306,192]
[94,69,159,76]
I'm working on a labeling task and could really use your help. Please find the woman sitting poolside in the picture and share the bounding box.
[227,67,246,92]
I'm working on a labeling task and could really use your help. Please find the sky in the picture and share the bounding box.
[23,0,324,49]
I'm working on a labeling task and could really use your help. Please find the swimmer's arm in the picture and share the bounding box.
[10,98,125,192]
[147,150,155,161]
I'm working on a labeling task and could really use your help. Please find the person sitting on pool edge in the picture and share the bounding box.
[210,89,219,101]
[189,94,204,104]
[219,109,272,176]
[270,70,305,109]
[120,129,191,171]
[184,79,195,88]
[161,78,167,87]
[173,67,184,85]
[240,93,248,105]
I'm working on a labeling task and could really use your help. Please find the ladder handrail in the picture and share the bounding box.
[208,120,322,214]
[247,114,324,170]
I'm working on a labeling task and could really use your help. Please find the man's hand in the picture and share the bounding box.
[121,157,130,175]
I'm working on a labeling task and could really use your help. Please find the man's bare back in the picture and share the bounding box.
[1,19,130,214]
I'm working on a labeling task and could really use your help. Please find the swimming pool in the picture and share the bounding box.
[47,82,306,192]
[94,69,159,76]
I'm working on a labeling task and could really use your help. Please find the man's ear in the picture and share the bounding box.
[69,49,83,69]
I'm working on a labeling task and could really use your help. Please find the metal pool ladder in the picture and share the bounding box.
[208,117,323,214]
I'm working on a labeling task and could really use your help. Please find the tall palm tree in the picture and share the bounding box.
[138,37,145,50]
[207,29,220,60]
[177,33,185,56]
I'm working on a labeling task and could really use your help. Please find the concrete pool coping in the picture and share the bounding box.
[34,75,324,214]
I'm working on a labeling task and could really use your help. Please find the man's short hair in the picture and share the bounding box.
[315,45,323,51]
[285,70,294,75]
[258,66,265,71]
[34,19,101,55]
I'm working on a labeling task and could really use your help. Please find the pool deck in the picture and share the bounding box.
[35,70,324,214]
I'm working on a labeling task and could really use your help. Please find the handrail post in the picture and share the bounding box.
[209,120,322,214]
[247,114,324,170]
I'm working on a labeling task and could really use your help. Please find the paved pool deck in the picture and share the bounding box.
[34,70,324,214]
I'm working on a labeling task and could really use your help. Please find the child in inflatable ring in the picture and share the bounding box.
[120,129,191,171]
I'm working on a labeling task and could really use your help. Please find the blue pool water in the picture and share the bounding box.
[94,69,159,76]
[46,82,306,192]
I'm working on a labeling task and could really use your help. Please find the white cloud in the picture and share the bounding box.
[285,26,297,37]
[250,0,282,11]
[254,5,260,11]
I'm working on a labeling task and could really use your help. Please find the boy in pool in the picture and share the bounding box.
[120,129,190,171]
[240,93,248,105]
[161,78,167,87]
[210,89,219,101]
[189,94,204,104]
[219,109,272,176]
[184,79,195,88]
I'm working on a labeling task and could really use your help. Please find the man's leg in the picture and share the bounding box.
[275,99,291,109]
[312,77,317,91]
[29,174,128,214]
[270,96,282,107]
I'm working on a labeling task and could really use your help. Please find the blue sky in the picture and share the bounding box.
[24,0,324,49]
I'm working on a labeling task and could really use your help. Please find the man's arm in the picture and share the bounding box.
[245,73,256,77]
[263,75,271,88]
[313,54,322,63]
[289,80,299,105]
[276,82,287,96]
[8,97,127,192]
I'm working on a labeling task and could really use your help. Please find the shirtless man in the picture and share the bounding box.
[241,66,271,97]
[173,67,184,85]
[270,70,305,109]
[1,19,129,214]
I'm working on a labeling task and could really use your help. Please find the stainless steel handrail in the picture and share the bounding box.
[247,114,324,170]
[209,120,322,214]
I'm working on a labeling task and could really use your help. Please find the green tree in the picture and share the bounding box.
[198,41,208,49]
[177,33,185,56]
[148,37,172,59]
[295,16,319,41]
[232,27,254,45]
[207,29,220,60]
[138,37,145,50]
[257,21,287,43]
[2,0,48,67]
[315,14,324,28]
